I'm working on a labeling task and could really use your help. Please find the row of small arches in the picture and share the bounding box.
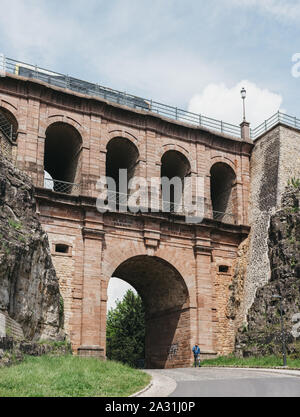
[0,108,237,219]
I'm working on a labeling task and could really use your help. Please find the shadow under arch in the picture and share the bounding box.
[210,162,237,222]
[106,137,139,190]
[0,106,18,140]
[161,150,191,212]
[44,122,83,192]
[111,255,191,369]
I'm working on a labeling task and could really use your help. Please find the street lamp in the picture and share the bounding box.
[241,87,247,121]
[272,295,287,367]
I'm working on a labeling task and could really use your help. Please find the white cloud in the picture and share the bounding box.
[228,0,300,22]
[107,278,137,313]
[0,0,221,105]
[188,80,283,128]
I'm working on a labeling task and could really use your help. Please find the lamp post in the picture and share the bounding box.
[272,295,287,367]
[240,87,247,121]
[240,87,250,141]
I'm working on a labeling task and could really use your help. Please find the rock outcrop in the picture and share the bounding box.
[236,184,300,357]
[0,155,64,341]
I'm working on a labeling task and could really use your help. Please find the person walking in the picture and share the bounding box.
[192,343,201,367]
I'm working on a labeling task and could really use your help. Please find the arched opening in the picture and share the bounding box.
[106,278,145,368]
[0,107,18,160]
[0,107,18,139]
[210,162,237,223]
[161,150,191,212]
[108,255,191,369]
[44,122,82,194]
[106,137,139,204]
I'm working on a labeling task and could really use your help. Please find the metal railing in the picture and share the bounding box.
[251,111,300,140]
[94,190,237,223]
[44,178,81,195]
[0,112,15,141]
[0,102,17,162]
[0,131,13,161]
[2,56,300,142]
[0,55,242,139]
[211,210,236,225]
[100,190,200,215]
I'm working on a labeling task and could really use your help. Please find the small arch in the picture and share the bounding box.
[158,144,192,168]
[47,114,82,131]
[106,137,140,201]
[44,122,83,193]
[108,129,139,146]
[161,150,191,212]
[210,162,237,222]
[0,107,18,141]
[209,155,236,174]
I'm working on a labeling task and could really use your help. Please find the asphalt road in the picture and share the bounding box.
[148,368,300,397]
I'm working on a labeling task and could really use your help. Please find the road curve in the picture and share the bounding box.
[138,367,300,397]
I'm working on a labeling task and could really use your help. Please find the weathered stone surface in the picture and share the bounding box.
[0,337,71,367]
[0,155,64,341]
[227,237,250,321]
[236,185,300,356]
[238,126,300,329]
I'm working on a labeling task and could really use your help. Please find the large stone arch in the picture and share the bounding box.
[107,253,192,368]
[102,240,194,288]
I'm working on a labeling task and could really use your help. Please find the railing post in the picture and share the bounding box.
[240,121,251,142]
[65,75,70,89]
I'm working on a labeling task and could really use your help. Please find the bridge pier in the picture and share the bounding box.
[78,225,106,359]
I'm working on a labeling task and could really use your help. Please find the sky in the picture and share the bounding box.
[0,0,299,126]
[1,0,299,307]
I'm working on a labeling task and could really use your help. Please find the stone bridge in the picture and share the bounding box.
[0,70,253,368]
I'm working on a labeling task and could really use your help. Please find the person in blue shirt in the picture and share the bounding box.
[192,343,201,367]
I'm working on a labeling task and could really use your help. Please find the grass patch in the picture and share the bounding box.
[202,355,300,369]
[0,354,151,397]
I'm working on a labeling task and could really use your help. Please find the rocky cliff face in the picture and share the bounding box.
[236,184,300,356]
[0,155,64,341]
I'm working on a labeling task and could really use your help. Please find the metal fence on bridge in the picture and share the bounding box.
[1,55,300,143]
[0,55,242,139]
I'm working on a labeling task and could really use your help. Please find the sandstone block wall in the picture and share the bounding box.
[237,125,300,327]
[0,73,253,365]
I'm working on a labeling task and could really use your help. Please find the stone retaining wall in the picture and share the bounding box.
[237,125,300,327]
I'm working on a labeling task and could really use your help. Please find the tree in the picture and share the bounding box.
[106,290,145,368]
